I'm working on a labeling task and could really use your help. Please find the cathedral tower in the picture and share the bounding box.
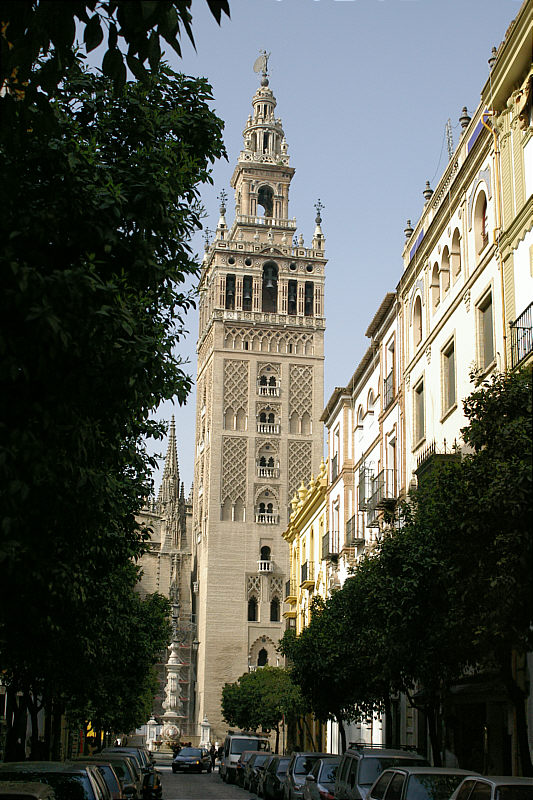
[192,56,326,741]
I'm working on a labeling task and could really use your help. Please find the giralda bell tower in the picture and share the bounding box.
[191,54,326,742]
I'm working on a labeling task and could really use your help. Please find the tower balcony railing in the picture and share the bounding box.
[235,213,296,228]
[257,559,273,573]
[300,561,315,588]
[257,466,279,478]
[258,385,280,396]
[510,302,533,368]
[256,513,279,525]
[257,423,280,434]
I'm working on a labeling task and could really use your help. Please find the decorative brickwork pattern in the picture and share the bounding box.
[288,440,313,502]
[221,437,247,503]
[270,576,283,599]
[289,364,313,417]
[223,360,249,413]
[247,575,261,599]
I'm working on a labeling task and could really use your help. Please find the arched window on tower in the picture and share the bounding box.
[257,648,268,666]
[243,275,253,311]
[304,282,314,317]
[260,546,271,561]
[258,185,274,217]
[262,262,278,313]
[248,596,258,622]
[225,274,236,310]
[288,280,297,315]
[270,598,280,622]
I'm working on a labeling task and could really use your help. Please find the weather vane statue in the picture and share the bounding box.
[253,49,271,86]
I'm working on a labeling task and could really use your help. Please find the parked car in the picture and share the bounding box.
[303,755,341,800]
[236,751,262,787]
[257,755,277,798]
[73,762,123,800]
[0,762,109,800]
[245,752,272,794]
[335,746,429,800]
[283,753,331,800]
[80,755,141,800]
[367,767,479,800]
[220,732,271,784]
[171,746,212,774]
[100,749,160,800]
[263,756,291,800]
[0,782,56,800]
[450,776,533,800]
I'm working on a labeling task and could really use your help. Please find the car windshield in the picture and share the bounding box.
[359,758,425,786]
[497,789,533,800]
[0,773,92,800]
[253,755,269,767]
[406,774,471,800]
[294,756,321,775]
[178,749,201,758]
[231,739,266,755]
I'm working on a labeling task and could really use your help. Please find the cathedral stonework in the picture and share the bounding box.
[191,57,326,741]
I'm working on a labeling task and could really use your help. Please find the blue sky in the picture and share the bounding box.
[148,0,522,491]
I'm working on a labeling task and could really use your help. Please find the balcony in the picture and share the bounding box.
[285,579,297,603]
[331,453,338,481]
[257,423,280,434]
[321,531,339,561]
[257,559,273,573]
[345,515,365,547]
[257,466,280,478]
[258,385,280,397]
[256,513,278,524]
[358,466,372,510]
[383,369,395,410]
[366,469,397,527]
[510,302,532,369]
[300,561,315,588]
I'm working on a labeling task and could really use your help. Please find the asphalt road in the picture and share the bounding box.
[158,764,258,800]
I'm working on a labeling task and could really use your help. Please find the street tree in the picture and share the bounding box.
[0,60,225,756]
[222,666,304,753]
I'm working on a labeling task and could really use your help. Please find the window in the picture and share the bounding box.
[413,295,423,348]
[225,274,236,309]
[248,597,257,622]
[288,280,297,315]
[478,292,494,370]
[474,191,489,255]
[270,598,280,622]
[442,339,456,415]
[441,246,450,294]
[260,546,271,561]
[243,275,253,311]
[451,228,461,281]
[304,282,314,316]
[262,262,278,312]
[257,648,268,666]
[414,378,425,445]
[431,263,440,312]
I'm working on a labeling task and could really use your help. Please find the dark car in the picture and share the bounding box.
[245,752,272,794]
[0,762,108,800]
[367,767,479,800]
[284,753,330,800]
[263,756,291,800]
[450,776,533,800]
[257,755,277,798]
[303,756,341,800]
[73,762,123,800]
[335,746,429,800]
[0,782,56,800]
[80,755,141,800]
[236,751,262,788]
[171,747,212,774]
[100,750,160,800]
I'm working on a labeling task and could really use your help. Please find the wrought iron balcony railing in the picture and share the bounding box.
[300,561,315,586]
[366,469,396,514]
[383,369,395,410]
[345,515,365,546]
[510,302,532,368]
[285,579,297,600]
[331,453,338,481]
[321,531,339,560]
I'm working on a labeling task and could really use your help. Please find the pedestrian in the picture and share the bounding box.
[209,744,216,770]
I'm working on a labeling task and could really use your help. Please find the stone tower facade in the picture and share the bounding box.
[191,60,327,741]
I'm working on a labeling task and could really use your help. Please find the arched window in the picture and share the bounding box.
[288,280,297,315]
[441,246,450,294]
[413,295,423,349]
[259,456,267,467]
[474,190,489,255]
[248,597,257,622]
[267,456,274,468]
[257,648,268,666]
[262,262,278,313]
[268,376,276,386]
[451,228,461,281]
[259,375,268,386]
[258,185,273,216]
[267,412,275,424]
[270,598,280,622]
[431,263,440,312]
[304,282,314,317]
[261,546,271,561]
[225,274,236,310]
[259,412,267,423]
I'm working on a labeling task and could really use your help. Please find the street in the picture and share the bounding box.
[157,764,256,800]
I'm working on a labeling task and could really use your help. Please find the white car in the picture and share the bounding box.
[450,775,533,800]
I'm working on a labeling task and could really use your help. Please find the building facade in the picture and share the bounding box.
[191,61,326,741]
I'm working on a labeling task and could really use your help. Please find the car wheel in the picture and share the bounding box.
[207,765,212,774]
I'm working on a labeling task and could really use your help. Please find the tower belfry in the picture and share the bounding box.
[191,57,326,741]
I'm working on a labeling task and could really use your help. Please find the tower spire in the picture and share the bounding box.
[158,416,180,507]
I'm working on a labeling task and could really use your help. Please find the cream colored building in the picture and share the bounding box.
[191,61,326,742]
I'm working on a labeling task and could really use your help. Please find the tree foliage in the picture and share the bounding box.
[0,58,225,754]
[222,667,304,752]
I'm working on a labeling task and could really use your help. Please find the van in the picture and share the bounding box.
[220,732,270,784]
[334,746,428,800]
